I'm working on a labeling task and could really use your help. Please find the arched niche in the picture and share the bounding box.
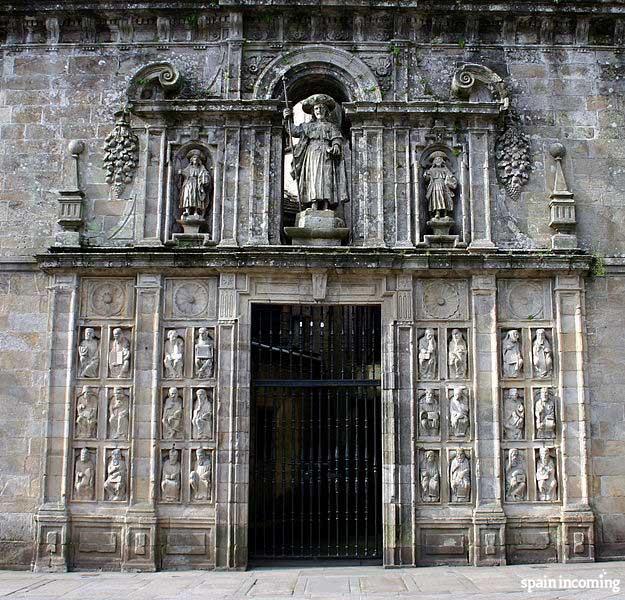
[169,142,215,237]
[253,45,382,104]
[418,146,464,241]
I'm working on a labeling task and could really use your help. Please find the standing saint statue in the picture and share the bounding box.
[178,149,212,218]
[424,151,457,219]
[420,450,440,503]
[450,448,471,502]
[502,329,523,378]
[418,328,437,379]
[78,328,100,378]
[448,328,468,379]
[283,94,349,211]
[532,328,553,378]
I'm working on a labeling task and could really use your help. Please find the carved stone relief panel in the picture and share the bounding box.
[535,447,558,502]
[533,387,557,440]
[448,387,470,439]
[497,279,552,322]
[501,329,523,379]
[77,326,101,379]
[192,388,214,440]
[449,448,471,503]
[447,328,468,380]
[75,386,99,440]
[417,328,438,380]
[504,448,528,502]
[502,388,525,441]
[108,327,133,379]
[160,448,182,503]
[164,278,218,320]
[162,387,184,440]
[107,387,131,440]
[104,448,128,502]
[194,327,216,380]
[531,328,554,379]
[80,278,135,320]
[190,448,214,503]
[418,388,440,438]
[73,447,96,501]
[418,449,441,503]
[416,280,469,322]
[164,329,185,379]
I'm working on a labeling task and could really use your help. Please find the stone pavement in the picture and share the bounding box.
[1,561,624,600]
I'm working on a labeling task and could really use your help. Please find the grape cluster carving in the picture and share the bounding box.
[103,109,139,197]
[495,116,531,201]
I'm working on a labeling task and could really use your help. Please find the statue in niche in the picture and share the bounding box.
[536,447,558,501]
[108,387,130,440]
[78,328,100,378]
[450,448,471,502]
[162,387,183,439]
[503,388,525,440]
[75,385,98,439]
[448,329,468,379]
[104,449,127,501]
[418,328,437,380]
[74,448,95,501]
[283,94,349,212]
[161,448,181,502]
[109,327,131,378]
[505,449,527,502]
[194,328,215,379]
[190,448,213,501]
[163,329,185,379]
[532,328,553,378]
[178,149,212,218]
[192,388,213,439]
[419,389,440,436]
[535,387,556,439]
[420,450,440,502]
[449,387,470,438]
[502,329,523,378]
[424,151,457,220]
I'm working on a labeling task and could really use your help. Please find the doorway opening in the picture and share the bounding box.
[249,304,382,560]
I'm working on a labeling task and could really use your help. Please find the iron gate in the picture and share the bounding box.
[250,304,382,560]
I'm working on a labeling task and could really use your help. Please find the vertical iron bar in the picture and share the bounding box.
[270,386,277,557]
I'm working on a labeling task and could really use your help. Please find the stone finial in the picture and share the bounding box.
[55,140,86,247]
[548,143,577,250]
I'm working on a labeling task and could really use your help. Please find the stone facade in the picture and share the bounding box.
[0,0,624,570]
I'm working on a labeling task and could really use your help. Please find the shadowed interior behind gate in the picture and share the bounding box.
[250,304,382,560]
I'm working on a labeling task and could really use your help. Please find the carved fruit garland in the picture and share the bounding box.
[495,115,531,200]
[103,109,139,197]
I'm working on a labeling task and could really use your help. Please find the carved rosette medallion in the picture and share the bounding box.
[422,281,461,320]
[173,282,209,318]
[89,282,127,318]
[507,281,544,321]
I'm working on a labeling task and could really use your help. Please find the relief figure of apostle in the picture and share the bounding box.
[179,149,212,218]
[283,94,349,211]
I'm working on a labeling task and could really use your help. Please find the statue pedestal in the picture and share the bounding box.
[172,214,214,247]
[284,208,349,247]
[423,215,461,248]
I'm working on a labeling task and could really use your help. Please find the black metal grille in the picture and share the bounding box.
[250,304,382,560]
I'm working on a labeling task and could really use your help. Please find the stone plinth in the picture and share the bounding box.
[284,208,349,247]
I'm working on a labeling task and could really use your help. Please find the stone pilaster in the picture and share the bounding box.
[554,275,594,562]
[470,274,506,565]
[121,274,162,571]
[34,274,79,572]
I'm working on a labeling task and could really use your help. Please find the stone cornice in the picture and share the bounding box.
[36,246,592,275]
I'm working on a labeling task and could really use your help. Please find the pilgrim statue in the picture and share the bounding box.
[535,387,556,439]
[109,327,131,378]
[536,447,558,501]
[449,387,470,438]
[502,329,523,378]
[108,387,130,440]
[419,389,440,436]
[75,385,98,439]
[283,94,349,212]
[162,387,183,440]
[503,388,525,440]
[164,329,185,379]
[104,449,127,501]
[192,388,213,439]
[420,450,440,503]
[194,327,215,379]
[424,151,457,220]
[161,448,181,502]
[532,328,553,378]
[448,328,468,379]
[74,448,95,501]
[450,448,471,502]
[78,327,100,378]
[178,149,212,218]
[190,448,213,501]
[418,328,437,380]
[505,449,527,502]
